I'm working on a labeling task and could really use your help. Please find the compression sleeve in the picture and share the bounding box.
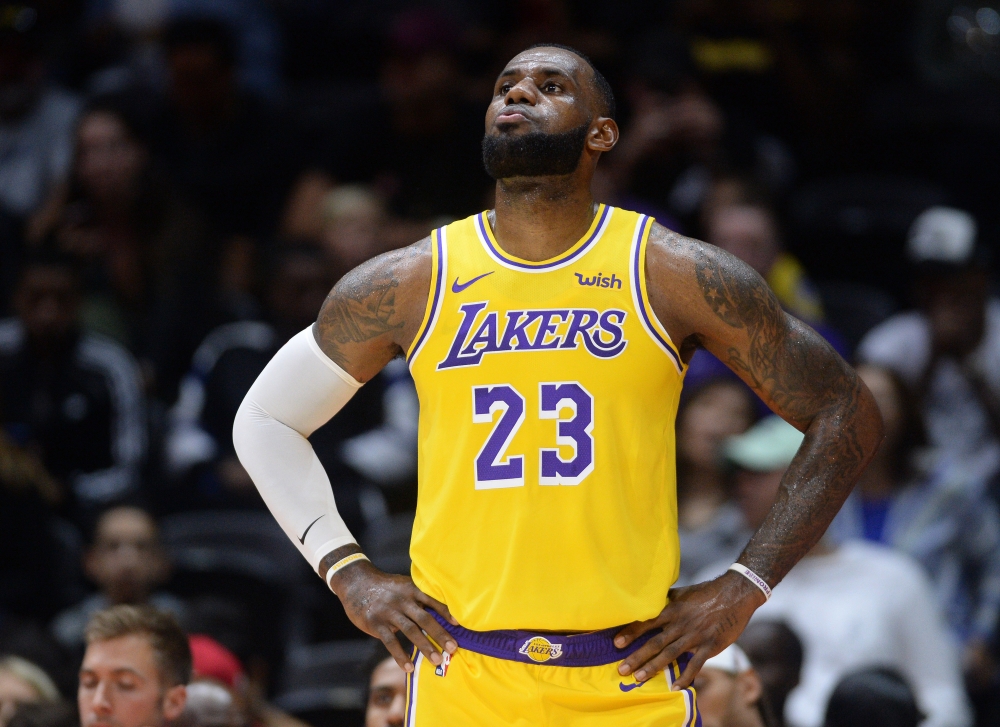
[233,327,363,572]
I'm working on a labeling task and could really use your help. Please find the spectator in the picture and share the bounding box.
[156,17,299,241]
[29,94,214,400]
[165,246,417,528]
[186,635,305,727]
[51,507,186,652]
[364,638,412,727]
[0,6,79,219]
[703,180,823,325]
[78,605,189,727]
[692,643,772,727]
[0,657,59,727]
[0,249,145,516]
[828,363,1000,689]
[676,378,755,585]
[738,621,803,727]
[699,416,972,727]
[309,9,488,222]
[858,206,1000,479]
[823,668,922,727]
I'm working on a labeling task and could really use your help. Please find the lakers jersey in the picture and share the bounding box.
[407,205,686,632]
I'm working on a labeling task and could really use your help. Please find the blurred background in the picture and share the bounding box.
[1,1,999,726]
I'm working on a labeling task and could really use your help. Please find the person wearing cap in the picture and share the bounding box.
[697,416,972,727]
[858,206,1000,480]
[693,643,772,727]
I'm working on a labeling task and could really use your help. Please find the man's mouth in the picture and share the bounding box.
[496,109,529,124]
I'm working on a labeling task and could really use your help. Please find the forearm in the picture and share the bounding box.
[738,385,882,585]
[233,328,363,572]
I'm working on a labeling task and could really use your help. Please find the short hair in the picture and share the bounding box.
[163,17,237,68]
[522,43,616,119]
[824,667,922,727]
[0,656,60,702]
[84,606,192,688]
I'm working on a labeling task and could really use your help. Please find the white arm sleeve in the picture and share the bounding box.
[233,327,363,571]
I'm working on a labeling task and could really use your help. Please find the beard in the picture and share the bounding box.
[482,123,590,179]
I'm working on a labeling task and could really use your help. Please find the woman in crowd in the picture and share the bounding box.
[29,94,214,398]
[676,378,756,584]
[829,363,1000,692]
[0,657,60,727]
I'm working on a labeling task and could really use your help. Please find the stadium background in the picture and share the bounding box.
[0,1,999,725]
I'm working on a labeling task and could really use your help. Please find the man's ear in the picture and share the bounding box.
[587,117,619,153]
[736,669,763,707]
[162,684,187,722]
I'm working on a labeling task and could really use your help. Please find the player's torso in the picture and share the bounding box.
[407,205,686,631]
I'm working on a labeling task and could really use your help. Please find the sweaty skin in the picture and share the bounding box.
[315,47,883,689]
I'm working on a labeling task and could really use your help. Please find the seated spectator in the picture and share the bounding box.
[155,17,299,241]
[699,416,972,727]
[676,379,755,585]
[51,507,186,652]
[0,8,79,219]
[738,621,803,727]
[78,605,189,727]
[0,250,145,516]
[165,246,418,529]
[828,363,1000,689]
[29,94,214,400]
[186,635,306,727]
[703,181,823,325]
[692,643,773,727]
[364,638,412,727]
[823,668,922,727]
[858,206,1000,479]
[0,657,60,727]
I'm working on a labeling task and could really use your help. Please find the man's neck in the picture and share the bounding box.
[490,174,598,262]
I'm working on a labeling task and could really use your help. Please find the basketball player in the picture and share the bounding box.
[233,45,882,725]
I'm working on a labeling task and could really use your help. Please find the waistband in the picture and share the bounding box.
[430,612,661,667]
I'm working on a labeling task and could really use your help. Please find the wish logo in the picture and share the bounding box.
[575,272,622,289]
[518,636,563,663]
[437,302,628,370]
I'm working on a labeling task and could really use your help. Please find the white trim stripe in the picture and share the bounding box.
[408,227,447,368]
[474,206,613,273]
[628,215,684,374]
[407,652,423,726]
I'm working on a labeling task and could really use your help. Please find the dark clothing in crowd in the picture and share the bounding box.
[0,320,145,515]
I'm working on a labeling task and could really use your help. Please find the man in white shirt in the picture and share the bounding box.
[858,206,1000,481]
[698,416,972,727]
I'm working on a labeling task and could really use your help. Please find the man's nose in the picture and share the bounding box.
[387,693,406,726]
[89,681,113,714]
[504,78,536,106]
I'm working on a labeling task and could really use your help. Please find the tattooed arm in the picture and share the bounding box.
[616,223,883,688]
[299,239,459,671]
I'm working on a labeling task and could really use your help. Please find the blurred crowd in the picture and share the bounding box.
[1,1,999,726]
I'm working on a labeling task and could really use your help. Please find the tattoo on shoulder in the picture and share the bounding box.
[316,241,427,368]
[692,244,856,425]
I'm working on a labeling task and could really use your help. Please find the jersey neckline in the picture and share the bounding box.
[474,204,613,272]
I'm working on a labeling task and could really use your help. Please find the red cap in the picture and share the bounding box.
[188,634,245,689]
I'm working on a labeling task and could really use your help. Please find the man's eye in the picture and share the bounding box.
[117,679,137,691]
[498,84,512,94]
[544,83,560,92]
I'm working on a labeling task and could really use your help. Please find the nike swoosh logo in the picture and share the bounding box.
[452,272,493,293]
[298,515,324,544]
[619,681,646,692]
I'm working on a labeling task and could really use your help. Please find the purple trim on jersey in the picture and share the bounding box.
[476,204,610,270]
[631,215,684,371]
[407,228,445,363]
[429,611,657,667]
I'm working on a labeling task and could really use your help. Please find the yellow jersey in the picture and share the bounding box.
[407,205,686,632]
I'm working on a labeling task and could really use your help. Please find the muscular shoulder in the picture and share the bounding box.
[643,221,784,355]
[315,237,432,382]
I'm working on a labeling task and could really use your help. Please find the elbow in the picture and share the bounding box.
[856,377,885,461]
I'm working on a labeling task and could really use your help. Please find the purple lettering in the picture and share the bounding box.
[532,310,568,349]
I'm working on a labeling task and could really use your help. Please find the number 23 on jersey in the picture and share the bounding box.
[472,382,594,489]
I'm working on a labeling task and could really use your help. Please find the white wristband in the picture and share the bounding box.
[728,563,772,601]
[325,553,370,590]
